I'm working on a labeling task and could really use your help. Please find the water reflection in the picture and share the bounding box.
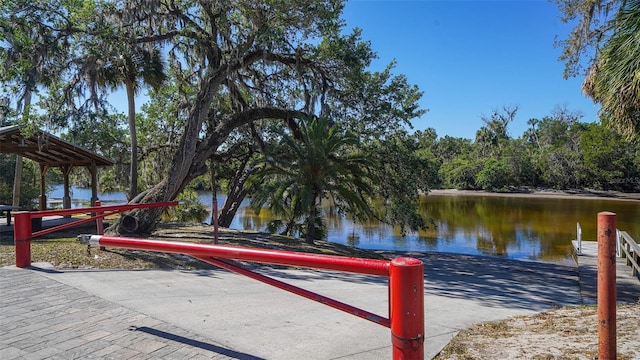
[414,195,640,262]
[48,185,640,263]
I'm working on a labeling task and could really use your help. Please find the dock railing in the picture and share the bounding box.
[576,222,582,255]
[574,222,639,279]
[618,230,640,277]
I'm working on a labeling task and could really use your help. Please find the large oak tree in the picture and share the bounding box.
[2,1,424,234]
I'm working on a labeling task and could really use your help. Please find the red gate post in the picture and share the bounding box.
[95,200,105,250]
[95,200,104,235]
[14,212,32,268]
[597,211,616,360]
[390,257,424,360]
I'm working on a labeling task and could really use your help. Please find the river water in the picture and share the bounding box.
[48,185,640,263]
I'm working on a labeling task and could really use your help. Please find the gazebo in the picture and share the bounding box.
[0,125,114,210]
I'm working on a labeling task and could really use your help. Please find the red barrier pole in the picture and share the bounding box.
[390,257,424,360]
[31,201,179,218]
[89,236,390,276]
[212,196,219,244]
[14,212,32,268]
[31,212,115,238]
[597,211,616,360]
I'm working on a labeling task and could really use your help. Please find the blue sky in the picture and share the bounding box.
[111,1,599,140]
[340,0,600,139]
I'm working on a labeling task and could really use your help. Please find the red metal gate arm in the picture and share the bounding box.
[89,236,390,276]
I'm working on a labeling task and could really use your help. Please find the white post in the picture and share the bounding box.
[615,230,621,258]
[576,222,582,255]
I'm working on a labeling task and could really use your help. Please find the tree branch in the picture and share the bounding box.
[191,107,309,170]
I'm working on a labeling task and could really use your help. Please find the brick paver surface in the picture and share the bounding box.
[0,268,261,360]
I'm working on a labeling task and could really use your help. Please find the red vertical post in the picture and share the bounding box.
[95,200,105,250]
[597,211,616,360]
[213,197,219,244]
[14,212,32,268]
[389,257,424,360]
[95,200,104,234]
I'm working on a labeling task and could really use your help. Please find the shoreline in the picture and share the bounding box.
[428,188,640,201]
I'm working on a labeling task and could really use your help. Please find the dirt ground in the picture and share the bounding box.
[435,303,640,359]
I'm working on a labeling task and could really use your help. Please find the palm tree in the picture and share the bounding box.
[582,0,640,135]
[525,118,541,148]
[474,126,494,157]
[97,47,166,199]
[249,117,375,244]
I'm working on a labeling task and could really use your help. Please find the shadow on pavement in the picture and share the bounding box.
[578,264,640,304]
[256,250,584,311]
[132,326,265,360]
[382,251,582,310]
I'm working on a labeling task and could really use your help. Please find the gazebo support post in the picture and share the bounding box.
[62,165,72,217]
[90,161,98,207]
[12,155,22,207]
[39,164,49,211]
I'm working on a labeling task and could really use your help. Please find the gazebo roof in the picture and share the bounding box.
[0,125,113,167]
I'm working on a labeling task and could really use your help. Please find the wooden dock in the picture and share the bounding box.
[572,240,640,304]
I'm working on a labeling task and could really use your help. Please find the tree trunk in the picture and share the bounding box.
[126,81,138,200]
[12,156,22,207]
[13,91,32,208]
[218,190,247,228]
[218,154,253,228]
[109,94,299,235]
[305,212,315,244]
[110,72,221,235]
[305,191,319,244]
[0,97,7,126]
[210,160,219,243]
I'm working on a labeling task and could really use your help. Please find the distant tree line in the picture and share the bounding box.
[432,105,640,192]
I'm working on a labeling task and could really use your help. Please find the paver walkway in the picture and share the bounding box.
[0,267,257,360]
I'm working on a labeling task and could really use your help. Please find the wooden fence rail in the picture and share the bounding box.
[618,231,640,277]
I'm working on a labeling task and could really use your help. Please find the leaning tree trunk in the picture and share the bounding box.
[108,73,220,235]
[107,100,301,235]
[218,153,253,227]
[126,81,138,200]
[218,188,247,228]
